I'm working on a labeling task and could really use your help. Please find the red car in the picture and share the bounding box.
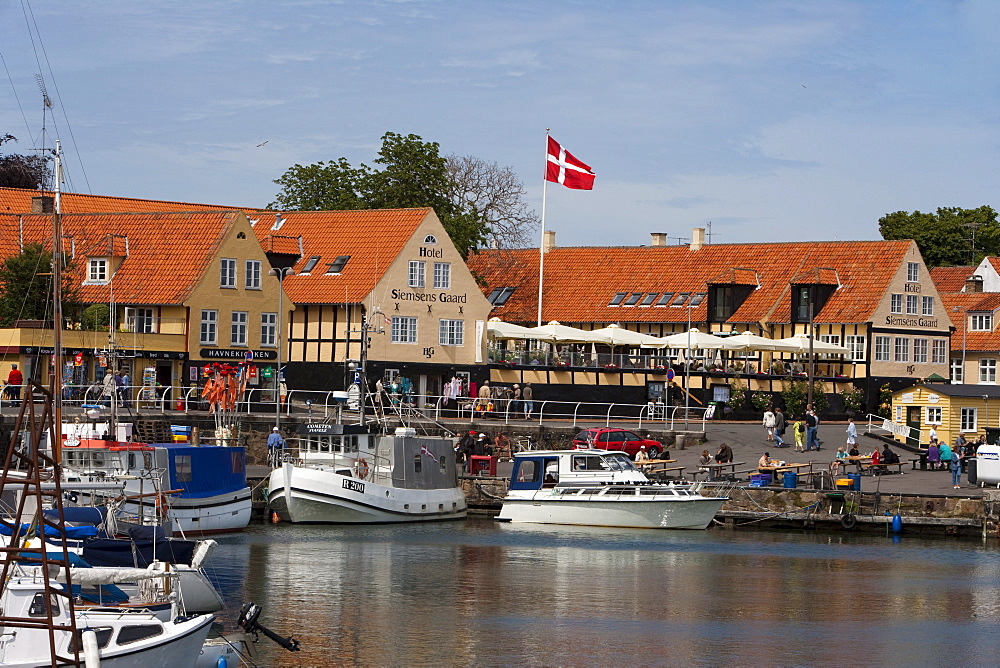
[571,428,663,459]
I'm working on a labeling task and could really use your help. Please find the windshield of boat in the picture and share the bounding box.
[602,453,637,471]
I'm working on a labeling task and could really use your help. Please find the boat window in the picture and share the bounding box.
[580,488,601,494]
[69,627,114,651]
[439,455,447,474]
[116,624,163,645]
[231,450,245,474]
[91,452,105,467]
[128,453,136,468]
[174,455,192,482]
[28,592,59,617]
[543,461,559,486]
[345,436,359,453]
[320,436,332,453]
[573,456,605,471]
[143,452,153,469]
[413,454,422,473]
[515,460,539,483]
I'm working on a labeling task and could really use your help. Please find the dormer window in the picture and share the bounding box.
[87,258,108,284]
[791,284,836,323]
[971,313,993,331]
[325,255,351,274]
[301,256,320,274]
[423,235,438,244]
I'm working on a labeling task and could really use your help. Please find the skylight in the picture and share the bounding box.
[325,255,351,274]
[640,293,658,307]
[689,292,706,307]
[655,293,674,307]
[609,292,627,306]
[671,293,690,307]
[623,292,643,306]
[301,256,320,273]
[494,287,516,306]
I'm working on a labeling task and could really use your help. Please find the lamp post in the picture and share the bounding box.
[268,267,295,429]
[685,302,692,430]
[952,305,967,384]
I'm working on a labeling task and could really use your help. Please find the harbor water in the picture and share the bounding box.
[205,519,1000,667]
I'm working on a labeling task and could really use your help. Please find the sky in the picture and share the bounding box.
[1,0,998,247]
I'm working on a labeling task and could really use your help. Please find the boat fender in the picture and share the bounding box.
[355,458,369,479]
[840,514,857,530]
[81,628,100,668]
[891,514,903,533]
[67,493,78,504]
[217,656,228,668]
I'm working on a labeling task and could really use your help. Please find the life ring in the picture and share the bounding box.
[840,513,858,530]
[155,493,170,519]
[355,458,369,479]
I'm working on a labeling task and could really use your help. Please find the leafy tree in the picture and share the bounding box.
[878,206,1000,267]
[0,134,51,190]
[0,243,79,326]
[270,132,534,257]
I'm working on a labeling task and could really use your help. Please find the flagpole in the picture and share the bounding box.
[537,129,549,327]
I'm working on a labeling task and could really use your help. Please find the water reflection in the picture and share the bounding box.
[205,520,1000,667]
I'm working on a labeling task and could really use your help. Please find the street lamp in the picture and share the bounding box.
[952,305,967,384]
[268,267,295,428]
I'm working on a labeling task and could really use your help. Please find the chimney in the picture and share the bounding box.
[650,232,667,247]
[31,196,54,214]
[271,212,284,231]
[965,275,984,293]
[690,227,705,251]
[542,230,556,254]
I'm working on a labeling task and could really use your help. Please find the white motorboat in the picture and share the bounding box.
[497,449,728,530]
[267,425,467,524]
[0,564,215,666]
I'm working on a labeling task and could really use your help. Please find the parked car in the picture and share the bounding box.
[571,428,663,459]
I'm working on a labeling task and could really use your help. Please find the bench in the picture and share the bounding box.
[909,457,926,471]
[862,461,906,475]
[646,466,686,479]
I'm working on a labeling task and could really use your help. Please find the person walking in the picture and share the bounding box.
[793,416,806,452]
[511,383,522,418]
[805,409,820,451]
[522,383,534,420]
[477,380,492,411]
[762,408,776,442]
[6,363,22,406]
[267,427,286,467]
[773,408,787,448]
[951,447,964,488]
[846,417,857,451]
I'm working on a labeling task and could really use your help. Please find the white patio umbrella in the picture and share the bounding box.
[774,333,850,354]
[659,328,729,350]
[722,331,801,353]
[486,318,536,340]
[590,324,667,348]
[524,321,608,343]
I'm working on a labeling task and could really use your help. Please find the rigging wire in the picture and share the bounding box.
[0,51,34,141]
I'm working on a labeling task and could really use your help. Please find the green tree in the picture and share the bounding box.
[269,132,535,257]
[878,206,1000,267]
[0,243,78,326]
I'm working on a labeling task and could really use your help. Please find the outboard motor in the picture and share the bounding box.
[237,602,301,652]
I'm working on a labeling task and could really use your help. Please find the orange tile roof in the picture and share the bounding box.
[0,211,244,305]
[0,187,259,215]
[468,240,916,326]
[248,209,432,304]
[938,292,1000,353]
[929,265,976,294]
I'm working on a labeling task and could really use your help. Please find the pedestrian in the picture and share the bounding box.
[773,408,787,448]
[511,383,521,417]
[928,425,938,444]
[846,417,857,450]
[522,382,534,420]
[267,427,285,467]
[477,380,492,411]
[951,446,964,489]
[762,408,776,442]
[805,410,819,451]
[6,363,22,406]
[793,416,806,452]
[121,371,131,407]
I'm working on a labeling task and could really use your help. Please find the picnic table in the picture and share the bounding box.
[758,462,814,476]
[698,460,747,481]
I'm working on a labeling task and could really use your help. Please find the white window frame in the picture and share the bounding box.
[895,405,903,422]
[231,311,248,346]
[980,358,997,384]
[926,406,942,425]
[260,312,276,347]
[125,307,155,334]
[439,319,464,346]
[845,335,866,362]
[87,258,108,283]
[433,262,451,289]
[200,310,218,345]
[875,336,891,362]
[961,407,978,433]
[922,296,934,316]
[905,294,918,315]
[391,317,418,344]
[907,262,919,283]
[408,261,426,288]
[220,258,237,289]
[245,260,262,290]
[971,314,993,331]
[913,338,928,363]
[894,337,909,363]
[951,358,964,383]
[932,340,947,365]
[890,294,902,314]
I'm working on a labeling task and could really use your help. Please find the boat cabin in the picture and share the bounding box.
[508,449,647,491]
[296,423,371,463]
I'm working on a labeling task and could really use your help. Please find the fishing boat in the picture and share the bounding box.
[267,425,467,524]
[497,449,728,530]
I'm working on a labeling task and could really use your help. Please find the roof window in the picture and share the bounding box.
[493,287,515,306]
[609,292,627,306]
[640,293,658,307]
[671,293,690,307]
[689,292,706,307]
[655,293,674,307]
[301,256,320,274]
[623,292,643,307]
[325,255,351,274]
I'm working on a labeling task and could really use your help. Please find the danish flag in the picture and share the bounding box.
[420,445,439,462]
[545,136,595,190]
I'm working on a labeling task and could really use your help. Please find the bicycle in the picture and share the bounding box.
[513,436,538,453]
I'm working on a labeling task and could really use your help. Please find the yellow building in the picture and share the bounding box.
[889,383,1000,447]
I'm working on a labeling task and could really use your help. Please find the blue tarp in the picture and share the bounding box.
[0,522,99,539]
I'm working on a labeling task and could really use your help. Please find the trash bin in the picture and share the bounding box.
[783,471,797,489]
[968,458,978,486]
[848,473,862,491]
[826,492,846,514]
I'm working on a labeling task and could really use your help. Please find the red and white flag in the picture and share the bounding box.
[419,445,439,462]
[545,136,595,190]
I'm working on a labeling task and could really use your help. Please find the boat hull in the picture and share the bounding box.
[497,495,725,530]
[267,464,467,524]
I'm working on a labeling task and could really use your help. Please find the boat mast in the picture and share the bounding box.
[52,140,63,464]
